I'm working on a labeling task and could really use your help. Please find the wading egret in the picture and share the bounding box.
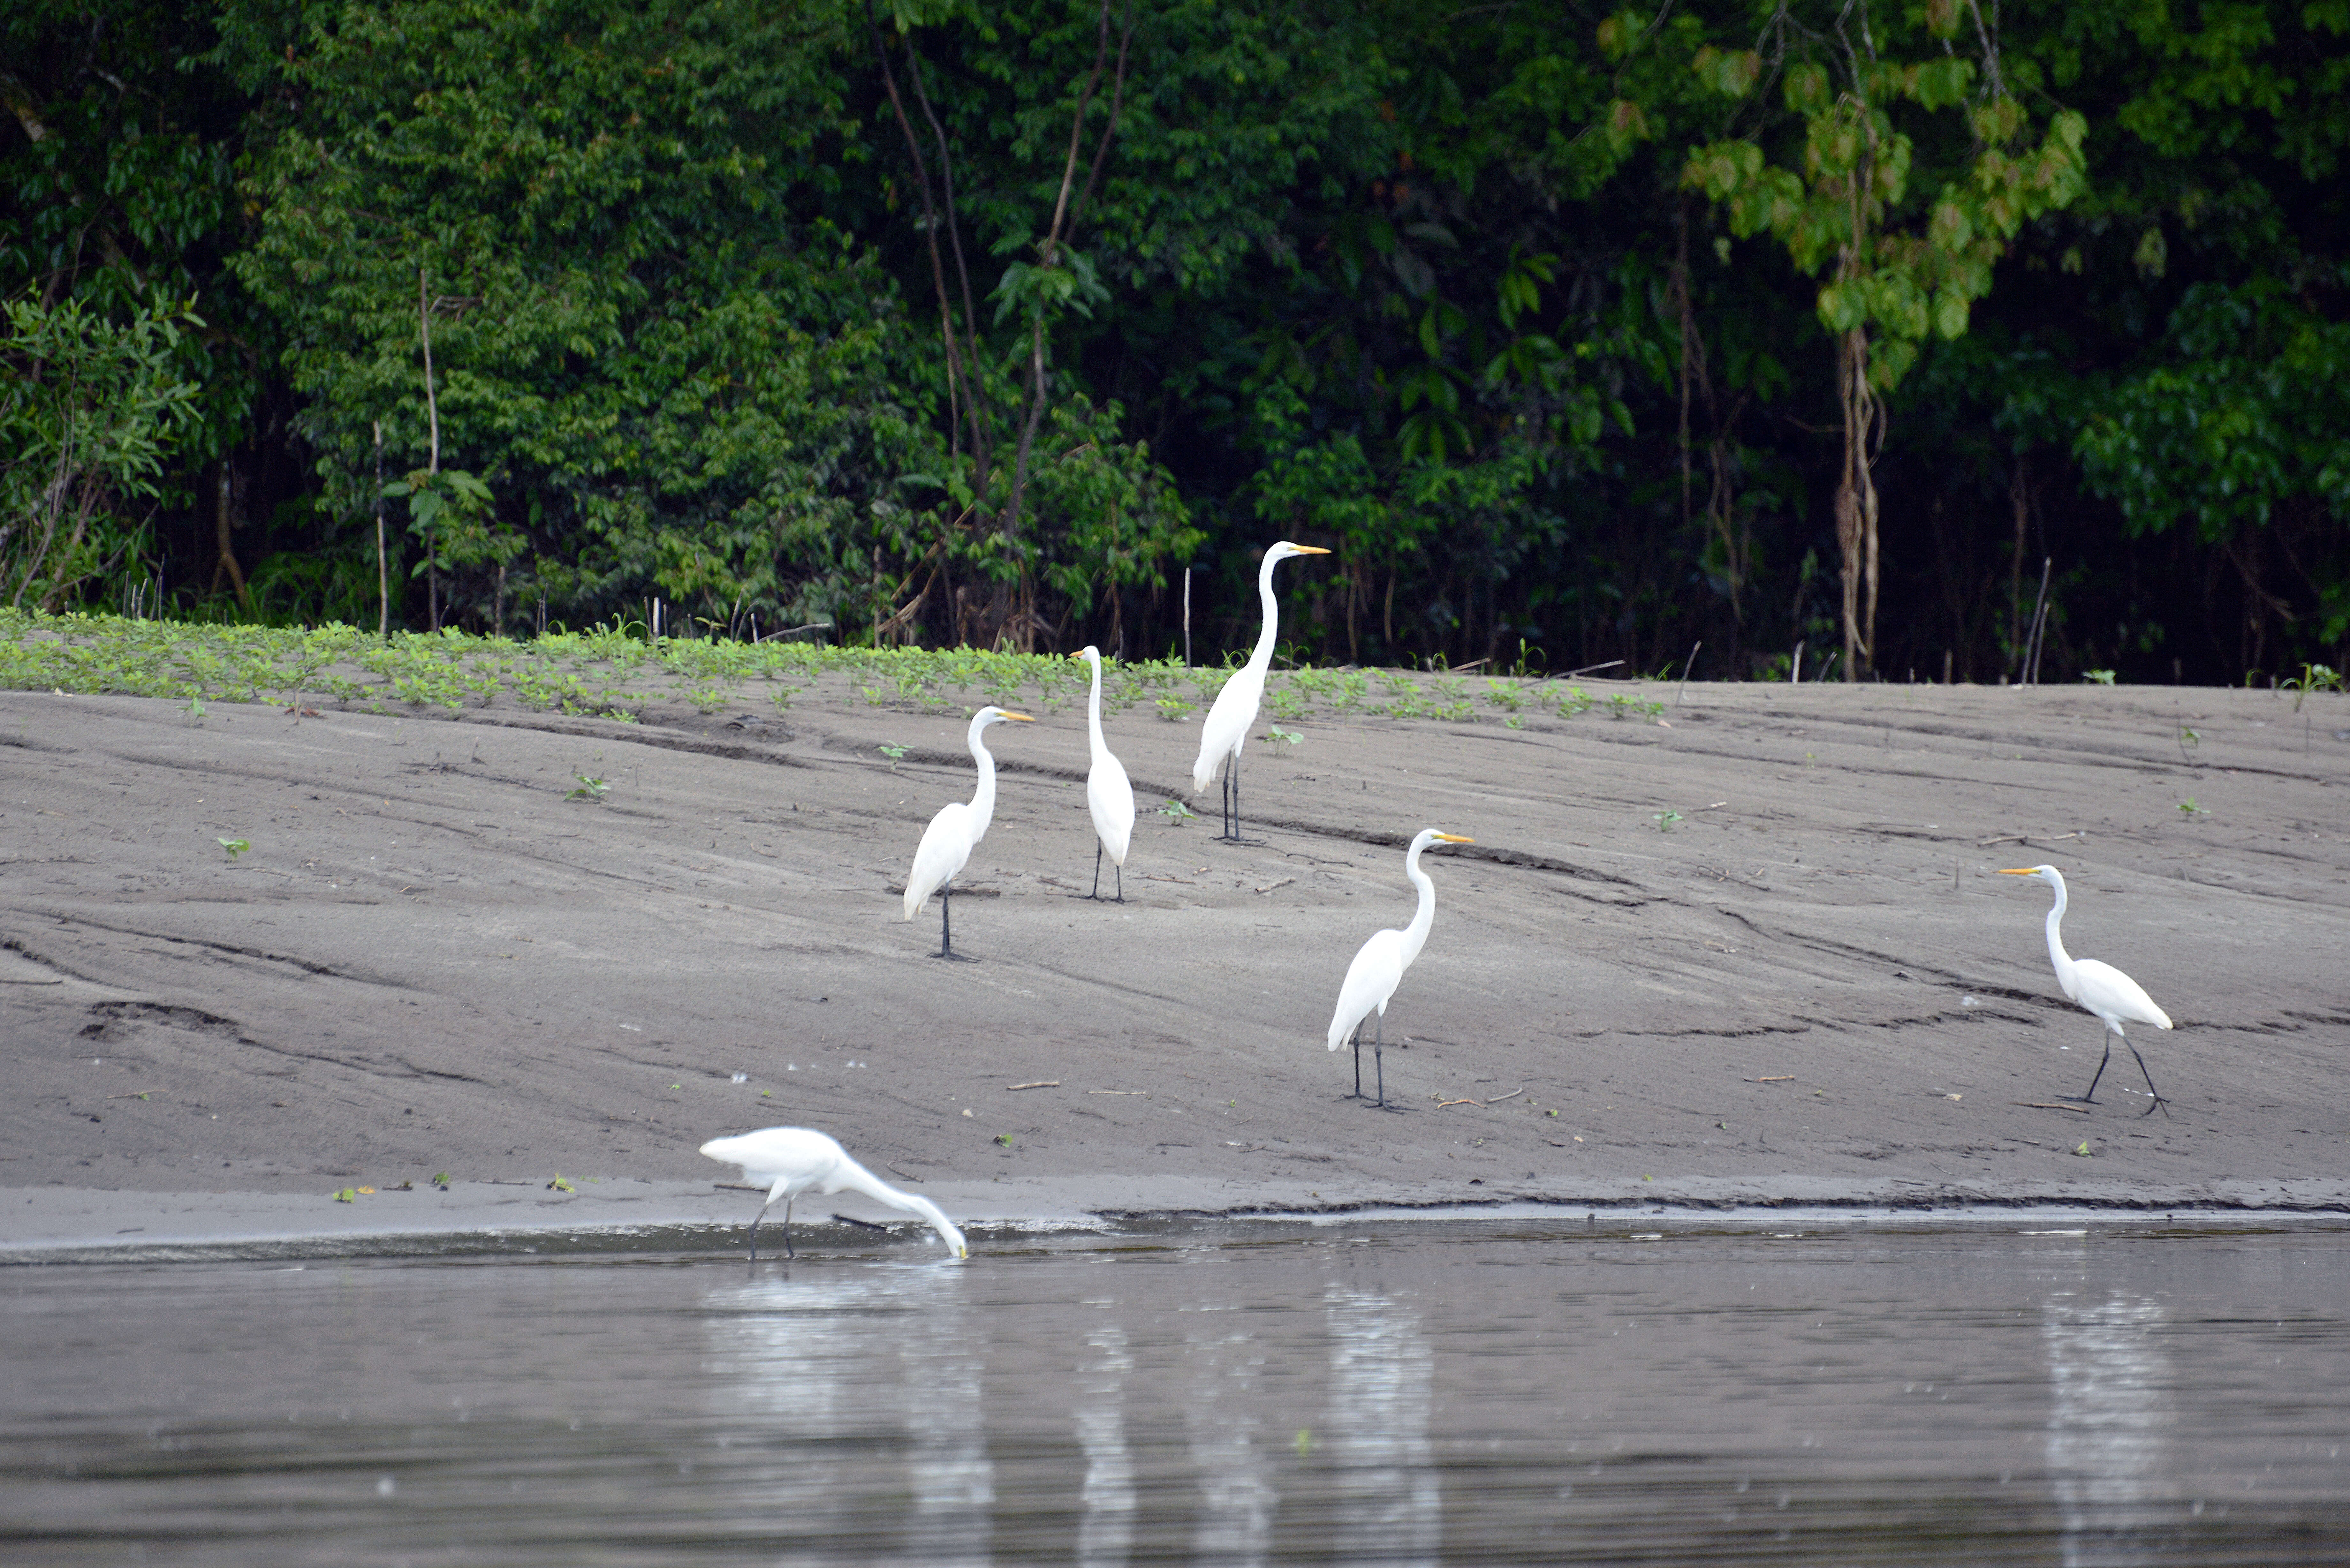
[1072,646,1135,901]
[1998,865,2174,1116]
[700,1126,968,1261]
[1327,829,1474,1109]
[1192,540,1330,841]
[903,706,1034,960]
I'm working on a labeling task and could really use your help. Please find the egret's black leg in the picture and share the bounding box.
[2061,1031,2114,1104]
[781,1196,795,1260]
[747,1204,764,1263]
[1346,1021,1364,1100]
[1374,1013,1388,1110]
[934,880,977,962]
[1114,863,1124,903]
[2129,1044,2172,1119]
[1091,843,1104,900]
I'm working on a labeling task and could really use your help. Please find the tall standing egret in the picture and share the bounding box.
[1327,829,1474,1109]
[1072,646,1135,901]
[700,1126,969,1261]
[1998,865,2175,1116]
[903,705,1034,960]
[1193,540,1330,841]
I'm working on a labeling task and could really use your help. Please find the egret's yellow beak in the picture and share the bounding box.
[1435,833,1475,844]
[1996,868,2035,876]
[1001,711,1036,722]
[1068,652,1086,662]
[953,1243,969,1259]
[1292,545,1332,555]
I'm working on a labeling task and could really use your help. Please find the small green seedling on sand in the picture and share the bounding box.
[2179,798,2208,815]
[2073,1142,2093,1157]
[994,1134,1014,1147]
[879,743,909,771]
[333,1188,357,1203]
[186,696,206,722]
[2081,669,2115,685]
[432,1172,451,1189]
[547,1174,574,1193]
[217,838,249,858]
[1262,725,1301,750]
[1156,694,1196,722]
[1157,796,1198,824]
[1652,810,1682,833]
[567,774,609,801]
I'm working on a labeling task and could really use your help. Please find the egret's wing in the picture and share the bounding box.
[2072,958,2173,1030]
[904,802,972,919]
[1194,667,1265,791]
[1328,930,1406,1050]
[1088,751,1136,864]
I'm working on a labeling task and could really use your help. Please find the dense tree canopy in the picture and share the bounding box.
[3,0,2343,682]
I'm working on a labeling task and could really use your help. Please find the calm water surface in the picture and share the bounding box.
[5,1219,2349,1564]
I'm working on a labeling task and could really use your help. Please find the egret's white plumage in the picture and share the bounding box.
[902,705,1032,958]
[1326,829,1473,1107]
[1191,540,1330,839]
[1998,864,2175,1115]
[1073,647,1135,900]
[700,1126,968,1260]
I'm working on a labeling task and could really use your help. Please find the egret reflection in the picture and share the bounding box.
[1325,1285,1441,1565]
[1185,1323,1276,1565]
[1075,1321,1135,1568]
[2044,1290,2174,1568]
[704,1265,991,1566]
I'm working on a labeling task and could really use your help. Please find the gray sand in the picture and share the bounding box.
[5,675,2346,1255]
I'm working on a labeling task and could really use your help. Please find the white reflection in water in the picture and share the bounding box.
[1076,1321,1135,1568]
[1185,1320,1275,1566]
[705,1266,992,1567]
[2044,1290,2172,1568]
[1325,1285,1440,1566]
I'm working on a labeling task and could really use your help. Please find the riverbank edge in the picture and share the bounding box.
[7,1176,2347,1265]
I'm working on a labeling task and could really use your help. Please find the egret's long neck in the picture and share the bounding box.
[967,720,999,842]
[2043,878,2076,986]
[1247,553,1283,672]
[1085,655,1108,758]
[840,1158,968,1254]
[1399,841,1439,968]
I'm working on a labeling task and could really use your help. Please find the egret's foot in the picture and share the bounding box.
[930,949,981,964]
[2139,1094,2173,1119]
[1214,833,1266,847]
[1365,1099,1409,1113]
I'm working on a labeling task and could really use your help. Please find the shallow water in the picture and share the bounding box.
[5,1219,2349,1565]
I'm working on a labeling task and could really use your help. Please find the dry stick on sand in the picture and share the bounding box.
[1747,1075,1795,1082]
[1007,1081,1060,1090]
[2015,1101,2094,1113]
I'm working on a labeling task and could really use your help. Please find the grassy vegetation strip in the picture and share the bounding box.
[0,610,1663,726]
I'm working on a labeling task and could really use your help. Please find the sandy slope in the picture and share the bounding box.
[4,673,2346,1238]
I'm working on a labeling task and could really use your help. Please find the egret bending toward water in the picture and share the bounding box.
[903,705,1034,960]
[1072,647,1134,901]
[1998,864,2174,1116]
[1193,540,1330,841]
[700,1127,968,1261]
[1327,829,1474,1109]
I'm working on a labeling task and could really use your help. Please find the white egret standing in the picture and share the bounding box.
[700,1126,969,1261]
[903,705,1034,960]
[1998,864,2175,1116]
[1072,646,1135,901]
[1327,829,1474,1109]
[1192,540,1330,841]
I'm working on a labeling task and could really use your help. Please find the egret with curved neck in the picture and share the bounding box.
[1327,829,1474,1109]
[1072,647,1134,901]
[1192,540,1329,841]
[903,705,1033,960]
[1998,864,2174,1115]
[701,1126,968,1261]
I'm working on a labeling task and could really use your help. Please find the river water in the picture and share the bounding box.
[5,1216,2347,1564]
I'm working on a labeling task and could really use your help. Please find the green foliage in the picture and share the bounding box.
[1,289,205,609]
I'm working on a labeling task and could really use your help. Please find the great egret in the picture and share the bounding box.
[700,1126,969,1261]
[1072,646,1135,901]
[1327,829,1474,1109]
[1192,540,1330,841]
[1998,865,2174,1116]
[903,705,1034,960]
